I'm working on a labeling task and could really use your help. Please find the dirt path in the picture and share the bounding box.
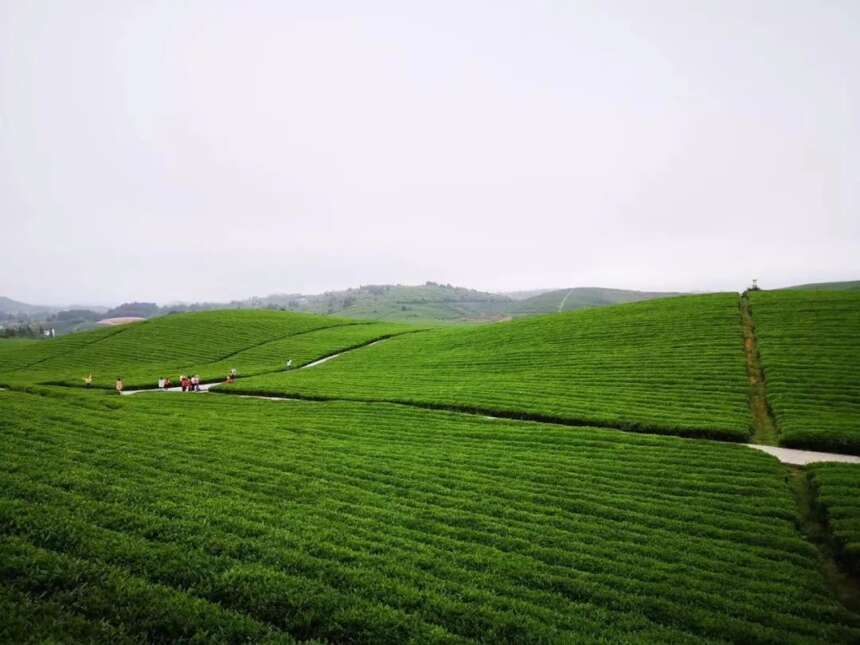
[740,293,779,445]
[557,289,574,313]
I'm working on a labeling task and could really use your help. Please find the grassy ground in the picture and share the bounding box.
[1,388,858,643]
[225,294,752,440]
[749,290,860,454]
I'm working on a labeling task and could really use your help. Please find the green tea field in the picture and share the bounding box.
[2,290,860,642]
[2,389,859,643]
[809,463,860,576]
[750,290,860,454]
[225,294,752,440]
[0,311,414,390]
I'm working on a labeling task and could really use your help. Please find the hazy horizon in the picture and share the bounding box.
[2,1,858,305]
[6,276,859,310]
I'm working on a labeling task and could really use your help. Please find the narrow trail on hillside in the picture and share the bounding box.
[740,293,779,445]
[557,290,574,313]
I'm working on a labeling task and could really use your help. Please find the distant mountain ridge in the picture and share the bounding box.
[782,280,860,291]
[0,283,690,325]
[7,278,856,327]
[0,296,58,316]
[235,282,512,322]
[513,287,684,315]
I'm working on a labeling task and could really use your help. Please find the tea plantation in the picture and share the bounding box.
[1,389,859,643]
[809,463,860,576]
[2,292,860,642]
[225,294,752,440]
[0,310,413,390]
[750,290,860,454]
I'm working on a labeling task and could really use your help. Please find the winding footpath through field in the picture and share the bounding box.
[557,289,574,313]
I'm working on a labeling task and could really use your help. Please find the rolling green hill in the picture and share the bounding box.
[0,310,416,390]
[245,283,514,323]
[513,287,683,315]
[226,294,751,440]
[784,280,860,292]
[1,389,858,643]
[245,283,686,321]
[750,290,860,454]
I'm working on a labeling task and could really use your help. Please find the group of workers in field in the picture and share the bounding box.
[91,361,294,394]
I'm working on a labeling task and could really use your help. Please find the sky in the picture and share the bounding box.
[1,0,858,306]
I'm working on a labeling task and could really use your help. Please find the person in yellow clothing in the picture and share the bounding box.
[115,377,124,395]
[83,374,93,388]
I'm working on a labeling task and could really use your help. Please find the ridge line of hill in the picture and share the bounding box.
[203,319,364,365]
[8,324,132,374]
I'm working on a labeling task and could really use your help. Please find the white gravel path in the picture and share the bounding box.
[746,444,860,465]
[121,382,220,396]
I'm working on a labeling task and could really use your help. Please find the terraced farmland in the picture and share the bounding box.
[0,311,416,389]
[1,388,858,643]
[0,325,124,376]
[750,290,860,454]
[809,463,860,576]
[226,294,752,440]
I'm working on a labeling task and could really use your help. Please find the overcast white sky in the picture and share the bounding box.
[1,1,858,305]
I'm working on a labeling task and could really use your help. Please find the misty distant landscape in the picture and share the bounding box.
[4,279,858,338]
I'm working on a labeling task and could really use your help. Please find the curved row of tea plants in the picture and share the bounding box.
[0,310,416,390]
[809,463,860,576]
[225,294,752,440]
[750,290,860,454]
[1,388,858,643]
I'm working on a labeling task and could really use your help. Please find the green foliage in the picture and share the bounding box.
[1,389,858,642]
[750,290,860,454]
[809,463,860,576]
[227,294,751,440]
[0,310,415,389]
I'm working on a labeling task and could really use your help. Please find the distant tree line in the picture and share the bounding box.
[1,323,47,338]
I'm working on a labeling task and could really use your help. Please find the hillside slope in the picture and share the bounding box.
[513,287,684,315]
[750,290,860,454]
[226,294,752,440]
[0,310,416,389]
[784,280,860,292]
